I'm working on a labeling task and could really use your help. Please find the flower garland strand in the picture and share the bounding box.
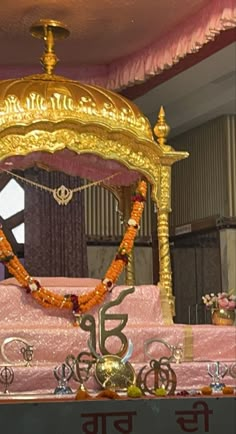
[0,180,147,320]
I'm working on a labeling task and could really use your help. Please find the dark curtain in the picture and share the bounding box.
[24,167,88,277]
[171,231,221,324]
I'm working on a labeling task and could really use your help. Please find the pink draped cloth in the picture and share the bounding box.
[0,151,141,184]
[0,0,234,90]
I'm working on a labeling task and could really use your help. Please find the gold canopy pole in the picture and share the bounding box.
[154,107,174,316]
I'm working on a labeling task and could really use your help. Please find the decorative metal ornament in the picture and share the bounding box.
[1,169,120,206]
[144,338,183,364]
[94,287,136,390]
[1,337,34,367]
[98,286,135,357]
[0,366,14,394]
[136,357,177,396]
[207,361,228,392]
[76,287,136,391]
[54,363,73,395]
[65,352,95,389]
[52,185,74,205]
[229,362,236,379]
[20,346,34,367]
[140,336,179,395]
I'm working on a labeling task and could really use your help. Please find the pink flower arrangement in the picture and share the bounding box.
[202,292,236,311]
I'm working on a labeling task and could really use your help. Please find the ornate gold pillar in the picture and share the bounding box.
[157,166,174,313]
[154,108,174,314]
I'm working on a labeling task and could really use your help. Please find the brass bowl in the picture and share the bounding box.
[211,308,235,326]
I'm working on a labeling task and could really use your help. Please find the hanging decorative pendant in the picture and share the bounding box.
[52,185,74,205]
[1,169,120,206]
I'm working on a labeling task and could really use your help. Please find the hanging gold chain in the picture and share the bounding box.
[0,169,120,206]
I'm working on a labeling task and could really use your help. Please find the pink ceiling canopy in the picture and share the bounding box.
[0,0,235,90]
[1,151,141,186]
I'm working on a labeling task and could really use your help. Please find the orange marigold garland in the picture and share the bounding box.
[0,180,147,320]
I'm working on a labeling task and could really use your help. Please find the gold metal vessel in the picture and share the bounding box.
[211,309,235,326]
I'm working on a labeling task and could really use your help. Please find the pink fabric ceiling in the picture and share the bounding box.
[0,151,141,186]
[0,0,235,90]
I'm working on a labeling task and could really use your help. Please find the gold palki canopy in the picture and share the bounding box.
[0,19,188,315]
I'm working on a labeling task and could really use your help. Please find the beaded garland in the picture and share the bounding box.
[0,180,147,320]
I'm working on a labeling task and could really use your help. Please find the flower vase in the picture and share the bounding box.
[211,308,235,326]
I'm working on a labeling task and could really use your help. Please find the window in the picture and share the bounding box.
[0,177,25,248]
[12,223,25,243]
[0,179,24,219]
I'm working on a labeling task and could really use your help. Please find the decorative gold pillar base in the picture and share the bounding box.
[158,283,174,325]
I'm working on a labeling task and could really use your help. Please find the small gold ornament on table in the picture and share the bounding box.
[202,291,236,326]
[136,357,177,396]
[137,338,177,397]
[211,308,235,326]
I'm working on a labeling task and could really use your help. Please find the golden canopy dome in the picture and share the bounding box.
[0,20,187,186]
[0,19,153,149]
[0,73,153,142]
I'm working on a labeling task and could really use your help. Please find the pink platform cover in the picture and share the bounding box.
[0,281,235,394]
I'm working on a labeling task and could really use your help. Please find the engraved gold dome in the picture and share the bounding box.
[0,20,188,179]
[0,19,153,144]
[0,73,153,142]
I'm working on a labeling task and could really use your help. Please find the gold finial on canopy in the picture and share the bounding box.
[30,19,70,75]
[154,106,170,146]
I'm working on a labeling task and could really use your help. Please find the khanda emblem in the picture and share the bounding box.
[135,337,178,396]
[66,287,136,391]
[136,357,177,396]
[53,185,73,205]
